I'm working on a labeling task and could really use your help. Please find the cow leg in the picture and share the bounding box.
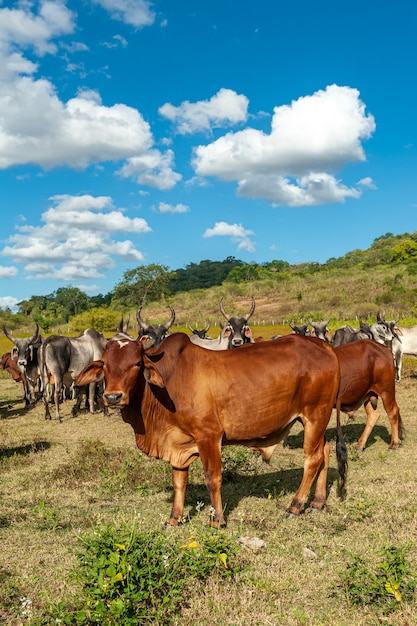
[380,393,403,450]
[356,399,380,452]
[286,420,328,516]
[309,439,330,511]
[197,438,224,527]
[168,468,189,526]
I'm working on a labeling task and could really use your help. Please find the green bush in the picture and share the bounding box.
[45,523,244,624]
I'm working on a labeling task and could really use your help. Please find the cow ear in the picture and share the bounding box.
[143,363,165,388]
[76,361,104,386]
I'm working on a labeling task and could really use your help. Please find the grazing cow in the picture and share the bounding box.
[218,297,256,348]
[334,340,403,451]
[136,306,175,347]
[3,324,42,407]
[39,328,108,421]
[76,333,347,527]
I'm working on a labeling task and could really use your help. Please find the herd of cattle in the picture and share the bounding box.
[1,299,415,526]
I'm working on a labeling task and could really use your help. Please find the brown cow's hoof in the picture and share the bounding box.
[284,511,297,519]
[306,506,322,515]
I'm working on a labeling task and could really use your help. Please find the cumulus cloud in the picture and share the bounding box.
[0,265,18,278]
[0,1,76,56]
[0,296,20,312]
[0,3,179,189]
[159,88,249,134]
[0,194,151,282]
[193,85,376,206]
[203,221,255,253]
[117,149,182,190]
[155,202,190,214]
[92,0,155,28]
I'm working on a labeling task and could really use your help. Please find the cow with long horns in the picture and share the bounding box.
[218,296,255,348]
[3,324,42,406]
[136,306,176,348]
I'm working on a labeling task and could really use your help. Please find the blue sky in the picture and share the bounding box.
[1,0,416,310]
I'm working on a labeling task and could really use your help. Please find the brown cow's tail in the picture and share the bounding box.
[335,396,348,499]
[398,412,405,442]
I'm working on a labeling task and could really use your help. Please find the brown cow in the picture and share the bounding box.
[77,333,347,527]
[258,339,403,462]
[0,352,27,404]
[334,340,403,452]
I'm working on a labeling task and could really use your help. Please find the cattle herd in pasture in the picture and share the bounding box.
[1,299,414,526]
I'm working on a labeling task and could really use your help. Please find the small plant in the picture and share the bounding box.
[46,522,244,624]
[341,544,417,613]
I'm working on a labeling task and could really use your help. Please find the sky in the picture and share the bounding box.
[1,1,416,311]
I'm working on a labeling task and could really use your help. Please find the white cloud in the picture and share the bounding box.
[193,85,376,206]
[159,88,249,135]
[156,202,189,214]
[358,176,377,189]
[1,194,151,282]
[0,265,18,278]
[0,296,20,312]
[117,149,182,190]
[0,1,75,56]
[92,0,155,28]
[203,221,255,252]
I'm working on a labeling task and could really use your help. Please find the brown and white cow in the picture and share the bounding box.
[77,333,347,527]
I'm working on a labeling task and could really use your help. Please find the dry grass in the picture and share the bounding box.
[1,359,417,625]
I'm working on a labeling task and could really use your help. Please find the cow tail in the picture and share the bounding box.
[398,412,405,442]
[335,396,348,499]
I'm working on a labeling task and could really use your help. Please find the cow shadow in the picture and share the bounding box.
[164,422,393,524]
[0,440,51,460]
[0,399,29,420]
[168,464,341,525]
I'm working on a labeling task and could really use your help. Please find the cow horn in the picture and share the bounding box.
[377,311,386,323]
[245,297,256,321]
[203,321,211,333]
[136,307,150,331]
[28,324,40,344]
[219,297,229,321]
[164,307,176,330]
[3,325,14,343]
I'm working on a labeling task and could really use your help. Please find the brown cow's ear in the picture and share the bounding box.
[76,361,104,386]
[143,364,165,388]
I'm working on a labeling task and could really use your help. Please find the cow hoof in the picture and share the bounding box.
[306,506,322,515]
[284,511,297,519]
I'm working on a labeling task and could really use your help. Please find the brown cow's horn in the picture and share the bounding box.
[136,307,149,331]
[245,297,255,321]
[219,297,229,321]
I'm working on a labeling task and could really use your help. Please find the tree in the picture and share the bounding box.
[55,286,90,321]
[112,264,176,308]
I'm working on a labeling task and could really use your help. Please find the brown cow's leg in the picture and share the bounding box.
[169,468,189,526]
[197,439,224,527]
[356,399,380,452]
[310,439,330,511]
[380,393,402,450]
[286,420,328,516]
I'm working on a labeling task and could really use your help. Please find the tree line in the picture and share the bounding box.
[2,231,417,332]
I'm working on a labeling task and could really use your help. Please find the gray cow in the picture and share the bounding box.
[39,328,108,421]
[3,324,42,407]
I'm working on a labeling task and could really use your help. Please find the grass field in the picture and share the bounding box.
[1,354,417,625]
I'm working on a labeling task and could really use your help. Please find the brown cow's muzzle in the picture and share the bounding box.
[104,392,123,407]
